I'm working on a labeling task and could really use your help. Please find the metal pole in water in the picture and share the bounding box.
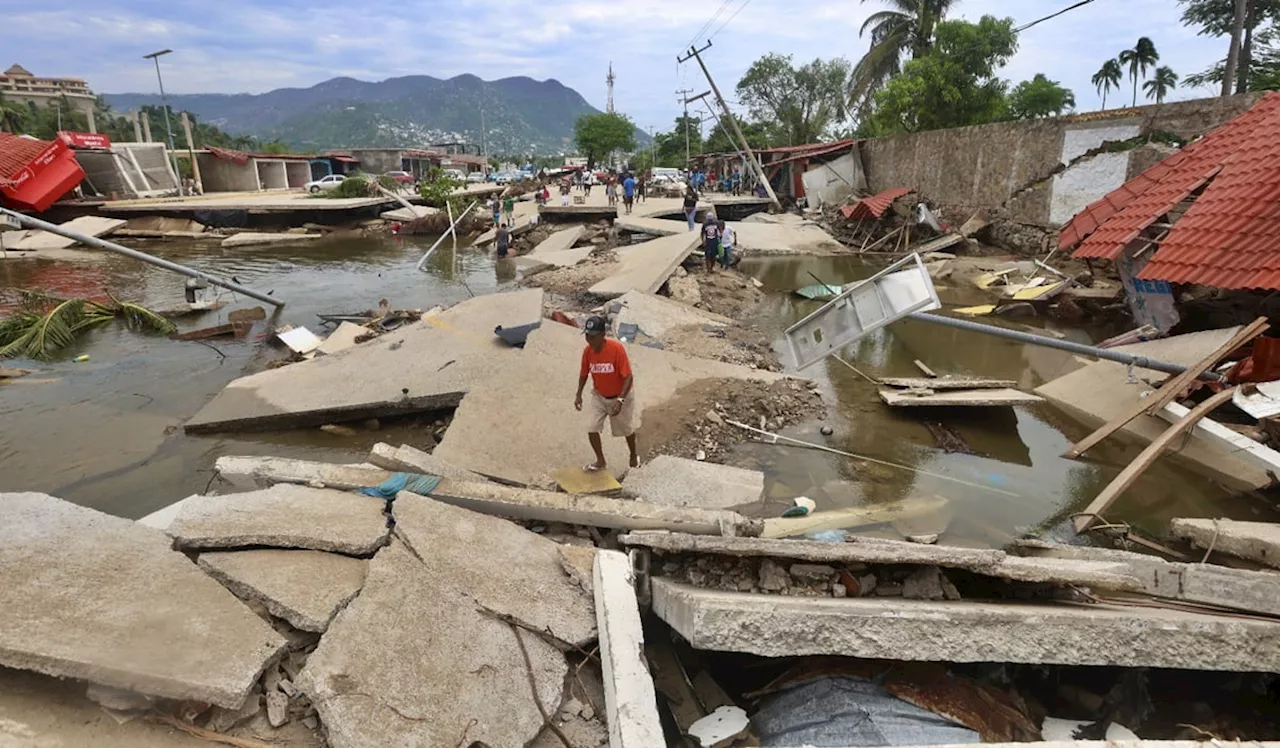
[906,311,1224,382]
[416,200,478,272]
[0,208,285,308]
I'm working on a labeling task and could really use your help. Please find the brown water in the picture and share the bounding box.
[1,241,1274,544]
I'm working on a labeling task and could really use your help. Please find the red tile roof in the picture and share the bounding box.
[206,146,314,164]
[1063,92,1280,292]
[842,186,913,220]
[0,133,54,185]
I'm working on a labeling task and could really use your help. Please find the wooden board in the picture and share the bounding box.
[551,465,623,495]
[880,377,1018,390]
[879,388,1043,407]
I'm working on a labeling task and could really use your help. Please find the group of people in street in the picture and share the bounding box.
[683,185,735,272]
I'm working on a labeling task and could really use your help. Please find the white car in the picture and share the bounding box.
[305,174,346,194]
[466,172,485,183]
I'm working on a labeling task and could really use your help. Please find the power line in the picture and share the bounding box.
[708,0,753,41]
[1015,0,1099,32]
[683,0,735,51]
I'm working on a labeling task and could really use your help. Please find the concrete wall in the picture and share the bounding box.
[197,155,259,193]
[256,160,288,190]
[285,162,310,188]
[860,93,1264,227]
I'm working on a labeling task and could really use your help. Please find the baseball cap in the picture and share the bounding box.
[583,316,607,335]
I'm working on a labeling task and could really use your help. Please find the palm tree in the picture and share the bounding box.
[0,93,29,134]
[850,0,958,108]
[1118,37,1160,107]
[1091,59,1124,110]
[1143,66,1179,104]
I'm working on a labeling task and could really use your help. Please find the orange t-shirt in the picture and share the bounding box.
[580,339,632,398]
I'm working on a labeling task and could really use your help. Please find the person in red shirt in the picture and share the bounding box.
[574,315,639,471]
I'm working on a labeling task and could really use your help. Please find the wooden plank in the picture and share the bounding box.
[1073,387,1238,533]
[1063,317,1268,459]
[880,377,1017,390]
[912,359,938,378]
[879,388,1043,407]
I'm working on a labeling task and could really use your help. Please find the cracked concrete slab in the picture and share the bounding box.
[1171,518,1280,569]
[298,540,567,748]
[588,231,700,298]
[0,493,286,709]
[185,289,543,433]
[214,455,392,492]
[514,225,589,271]
[622,456,764,510]
[611,290,731,339]
[368,443,484,482]
[169,485,389,555]
[392,493,596,647]
[198,550,368,632]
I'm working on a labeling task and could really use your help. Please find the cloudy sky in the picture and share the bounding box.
[7,0,1232,134]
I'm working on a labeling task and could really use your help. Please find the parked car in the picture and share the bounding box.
[493,172,512,185]
[443,169,467,182]
[305,174,346,194]
[466,172,485,183]
[384,170,416,185]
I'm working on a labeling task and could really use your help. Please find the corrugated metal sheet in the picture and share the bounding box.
[0,132,54,185]
[842,187,913,220]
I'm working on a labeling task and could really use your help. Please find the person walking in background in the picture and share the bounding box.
[584,170,594,197]
[702,213,721,273]
[638,174,647,203]
[605,178,617,206]
[683,187,699,231]
[490,197,501,226]
[502,193,515,226]
[719,220,735,270]
[574,315,639,472]
[622,172,636,215]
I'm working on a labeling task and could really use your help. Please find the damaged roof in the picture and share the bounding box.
[1062,91,1280,290]
[842,186,914,220]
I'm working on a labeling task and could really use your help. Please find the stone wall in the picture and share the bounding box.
[859,93,1264,227]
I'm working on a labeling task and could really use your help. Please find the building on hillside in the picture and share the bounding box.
[0,64,98,133]
[1060,91,1280,332]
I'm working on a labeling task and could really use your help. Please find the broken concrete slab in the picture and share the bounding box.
[1170,518,1280,569]
[220,232,323,248]
[125,216,206,234]
[611,290,732,339]
[613,215,685,237]
[0,493,286,708]
[622,456,764,510]
[880,377,1018,390]
[198,550,368,632]
[186,289,543,432]
[433,322,784,487]
[594,550,665,746]
[367,443,484,481]
[393,492,596,647]
[651,577,1280,671]
[415,480,763,536]
[381,205,438,221]
[315,322,366,356]
[1014,539,1280,616]
[298,540,567,748]
[588,231,701,299]
[730,221,845,255]
[169,484,389,555]
[514,225,588,272]
[214,455,392,492]
[14,216,125,250]
[1036,327,1271,491]
[880,388,1043,407]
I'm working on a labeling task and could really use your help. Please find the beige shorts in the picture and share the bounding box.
[588,390,640,437]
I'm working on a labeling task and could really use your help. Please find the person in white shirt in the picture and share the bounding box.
[719,220,736,270]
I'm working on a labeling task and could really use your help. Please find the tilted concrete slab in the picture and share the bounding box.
[514,225,588,271]
[215,455,392,492]
[613,216,685,237]
[220,232,324,248]
[1015,539,1280,616]
[393,493,596,647]
[15,216,125,250]
[588,231,701,299]
[198,550,367,632]
[622,456,764,510]
[0,493,286,708]
[381,205,437,221]
[368,442,484,481]
[612,291,731,339]
[169,485,389,555]
[594,550,665,746]
[298,540,567,748]
[651,578,1280,671]
[186,289,543,432]
[315,321,366,356]
[880,388,1043,407]
[730,221,845,255]
[1171,518,1280,569]
[433,322,785,486]
[1036,327,1270,491]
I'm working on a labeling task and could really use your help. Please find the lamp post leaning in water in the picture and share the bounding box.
[143,48,183,196]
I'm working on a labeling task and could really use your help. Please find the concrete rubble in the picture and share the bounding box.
[197,550,368,632]
[13,215,125,250]
[1171,518,1280,569]
[220,232,325,248]
[614,215,844,254]
[168,484,390,555]
[587,231,701,298]
[622,455,765,510]
[381,205,438,221]
[611,289,732,338]
[214,455,392,491]
[0,493,286,708]
[367,442,484,481]
[315,321,366,356]
[186,289,543,432]
[514,225,589,270]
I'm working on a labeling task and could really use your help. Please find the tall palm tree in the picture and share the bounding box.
[1143,66,1179,104]
[850,0,958,109]
[1118,37,1160,107]
[1091,58,1124,110]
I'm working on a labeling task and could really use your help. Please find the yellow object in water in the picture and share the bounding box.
[73,354,90,363]
[1010,281,1065,301]
[952,304,996,316]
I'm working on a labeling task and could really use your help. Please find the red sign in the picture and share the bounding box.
[0,138,86,212]
[58,131,112,149]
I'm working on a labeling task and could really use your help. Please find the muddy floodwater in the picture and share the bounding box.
[2,238,1276,543]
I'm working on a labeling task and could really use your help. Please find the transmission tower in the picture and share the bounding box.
[606,63,615,114]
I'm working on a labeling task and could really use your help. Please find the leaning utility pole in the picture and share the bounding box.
[679,41,778,207]
[1223,0,1249,97]
[680,89,711,167]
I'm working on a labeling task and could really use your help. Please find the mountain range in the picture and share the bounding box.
[104,74,643,154]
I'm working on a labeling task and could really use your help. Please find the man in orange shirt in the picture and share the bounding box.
[574,316,639,471]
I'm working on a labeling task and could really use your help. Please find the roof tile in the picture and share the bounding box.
[842,186,914,220]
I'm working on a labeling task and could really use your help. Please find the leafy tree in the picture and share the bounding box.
[572,112,636,169]
[867,15,1017,134]
[1119,37,1160,106]
[1092,59,1124,110]
[1144,66,1180,102]
[1009,74,1076,118]
[0,93,29,134]
[703,119,771,154]
[851,0,959,109]
[417,167,465,209]
[1186,26,1280,91]
[1180,0,1280,93]
[736,54,851,146]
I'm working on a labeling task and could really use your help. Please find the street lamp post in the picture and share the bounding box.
[143,49,183,196]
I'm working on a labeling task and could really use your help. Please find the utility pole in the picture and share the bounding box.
[607,63,616,114]
[679,89,710,167]
[143,49,183,196]
[180,111,202,194]
[1223,0,1249,97]
[679,41,778,207]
